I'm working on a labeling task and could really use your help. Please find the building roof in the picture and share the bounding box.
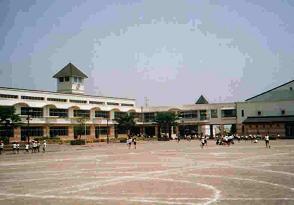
[245,79,294,101]
[0,86,135,100]
[195,95,209,104]
[243,115,294,123]
[53,63,88,78]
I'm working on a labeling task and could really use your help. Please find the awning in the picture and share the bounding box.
[243,116,294,124]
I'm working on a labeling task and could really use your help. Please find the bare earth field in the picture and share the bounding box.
[0,140,294,205]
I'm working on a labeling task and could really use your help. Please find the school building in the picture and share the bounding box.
[0,63,294,141]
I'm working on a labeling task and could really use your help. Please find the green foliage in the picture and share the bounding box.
[70,139,86,145]
[114,113,135,135]
[0,136,9,144]
[229,124,237,135]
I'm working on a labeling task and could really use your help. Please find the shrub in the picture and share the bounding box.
[70,139,86,145]
[0,136,9,144]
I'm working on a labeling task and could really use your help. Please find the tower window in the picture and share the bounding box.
[257,111,261,116]
[241,110,244,117]
[74,77,78,83]
[281,110,285,115]
[59,77,64,82]
[65,77,69,82]
[290,87,293,91]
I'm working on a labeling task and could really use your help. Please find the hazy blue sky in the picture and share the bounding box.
[0,0,294,106]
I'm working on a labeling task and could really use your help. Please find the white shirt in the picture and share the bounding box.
[43,142,47,148]
[0,143,3,148]
[25,144,29,149]
[13,144,16,149]
[265,136,269,141]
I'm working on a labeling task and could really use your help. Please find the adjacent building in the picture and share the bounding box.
[0,63,293,141]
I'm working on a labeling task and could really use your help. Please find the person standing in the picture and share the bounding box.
[25,143,29,153]
[43,140,47,152]
[200,137,205,149]
[133,137,137,149]
[265,134,270,148]
[127,137,132,149]
[37,141,40,153]
[12,142,17,154]
[0,141,4,154]
[16,141,20,154]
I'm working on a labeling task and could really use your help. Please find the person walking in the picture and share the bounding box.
[127,137,132,149]
[37,141,40,153]
[0,141,4,154]
[200,137,205,149]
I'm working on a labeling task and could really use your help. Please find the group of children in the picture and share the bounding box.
[0,140,47,154]
[127,137,137,149]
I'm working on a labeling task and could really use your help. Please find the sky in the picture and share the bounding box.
[0,0,294,106]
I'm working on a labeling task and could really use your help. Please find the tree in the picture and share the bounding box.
[229,124,237,135]
[0,106,21,143]
[114,113,135,137]
[154,112,179,140]
[75,117,87,140]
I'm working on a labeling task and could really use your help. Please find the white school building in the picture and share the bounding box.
[0,63,294,141]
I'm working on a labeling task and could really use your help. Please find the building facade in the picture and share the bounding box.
[0,63,293,141]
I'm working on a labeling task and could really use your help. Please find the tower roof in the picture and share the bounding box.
[195,95,209,104]
[53,63,88,78]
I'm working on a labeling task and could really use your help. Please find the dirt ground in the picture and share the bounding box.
[0,139,293,205]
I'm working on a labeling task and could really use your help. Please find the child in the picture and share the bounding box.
[43,140,47,152]
[25,143,29,153]
[0,141,4,154]
[127,138,132,149]
[37,141,40,152]
[12,142,17,154]
[265,134,270,148]
[16,141,20,154]
[200,137,205,149]
[133,137,137,149]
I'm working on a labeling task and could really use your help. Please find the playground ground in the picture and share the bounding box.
[0,139,294,205]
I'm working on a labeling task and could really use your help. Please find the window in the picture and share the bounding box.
[70,99,87,104]
[257,111,261,116]
[221,109,236,118]
[290,87,293,91]
[49,108,68,118]
[74,77,78,83]
[95,127,108,136]
[241,110,244,117]
[180,110,198,119]
[59,77,64,82]
[144,112,155,122]
[107,102,119,106]
[200,110,207,120]
[21,127,43,137]
[64,77,69,82]
[95,111,109,119]
[121,103,134,107]
[281,110,285,115]
[0,94,18,99]
[21,96,44,101]
[47,97,67,102]
[89,101,105,105]
[74,110,90,118]
[210,109,218,118]
[74,126,90,136]
[49,127,68,137]
[0,126,14,137]
[114,112,127,119]
[21,107,43,118]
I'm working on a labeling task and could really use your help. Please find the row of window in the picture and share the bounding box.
[59,76,83,83]
[19,126,110,138]
[0,93,134,107]
[241,109,286,117]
